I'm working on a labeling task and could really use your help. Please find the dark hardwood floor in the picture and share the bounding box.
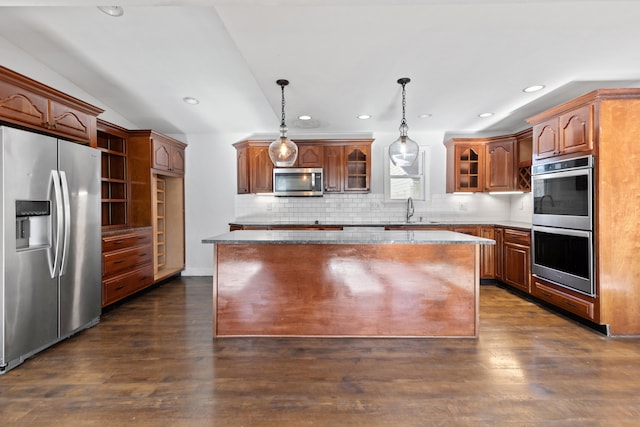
[2,276,640,426]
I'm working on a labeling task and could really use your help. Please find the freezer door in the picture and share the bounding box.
[58,140,101,336]
[1,127,59,365]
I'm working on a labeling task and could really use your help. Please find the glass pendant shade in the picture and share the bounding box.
[389,134,419,167]
[269,132,298,167]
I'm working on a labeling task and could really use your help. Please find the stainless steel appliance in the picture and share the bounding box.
[532,225,594,295]
[531,155,593,231]
[531,155,595,296]
[1,126,101,374]
[273,167,323,196]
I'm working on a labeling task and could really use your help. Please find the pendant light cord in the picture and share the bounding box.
[401,81,407,127]
[280,83,286,127]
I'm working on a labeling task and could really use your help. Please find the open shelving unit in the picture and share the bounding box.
[97,130,128,228]
[154,175,166,273]
[151,173,184,282]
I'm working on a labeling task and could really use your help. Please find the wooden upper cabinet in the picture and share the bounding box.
[47,100,95,143]
[445,139,484,193]
[236,145,250,194]
[529,102,594,161]
[233,139,372,194]
[323,145,343,193]
[249,146,273,193]
[297,145,324,167]
[559,104,593,155]
[343,145,370,192]
[233,140,273,194]
[485,137,516,192]
[0,80,48,129]
[151,136,186,176]
[0,66,102,146]
[515,128,533,192]
[445,133,529,193]
[532,118,558,160]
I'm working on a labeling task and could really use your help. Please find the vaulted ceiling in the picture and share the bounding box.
[1,1,639,139]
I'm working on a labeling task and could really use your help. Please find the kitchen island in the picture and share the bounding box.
[202,229,494,338]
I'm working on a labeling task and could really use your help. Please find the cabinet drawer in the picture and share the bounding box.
[102,264,154,307]
[503,228,530,245]
[533,280,595,321]
[102,230,152,252]
[103,245,152,277]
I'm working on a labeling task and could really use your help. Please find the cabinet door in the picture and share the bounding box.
[170,146,185,175]
[297,145,324,167]
[324,145,343,192]
[48,100,94,144]
[494,227,504,280]
[503,243,530,293]
[344,145,370,192]
[153,139,171,172]
[485,139,515,191]
[236,145,250,194]
[454,145,484,192]
[249,146,273,193]
[532,118,559,161]
[0,80,48,130]
[479,226,495,279]
[559,104,593,156]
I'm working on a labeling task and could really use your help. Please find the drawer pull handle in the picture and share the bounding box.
[114,260,124,264]
[564,301,578,308]
[114,240,124,245]
[139,253,147,257]
[115,285,125,290]
[541,291,552,297]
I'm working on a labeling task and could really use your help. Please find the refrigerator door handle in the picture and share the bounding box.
[59,171,71,276]
[48,170,64,278]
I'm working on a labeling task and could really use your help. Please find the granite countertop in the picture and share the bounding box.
[202,229,496,245]
[229,220,532,230]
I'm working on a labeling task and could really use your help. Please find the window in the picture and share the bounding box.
[384,146,430,201]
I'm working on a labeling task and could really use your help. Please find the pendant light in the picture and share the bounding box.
[389,78,420,167]
[268,79,298,167]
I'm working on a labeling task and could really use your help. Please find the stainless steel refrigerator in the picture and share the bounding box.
[1,126,101,374]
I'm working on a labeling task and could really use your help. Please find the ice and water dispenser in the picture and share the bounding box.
[15,200,50,250]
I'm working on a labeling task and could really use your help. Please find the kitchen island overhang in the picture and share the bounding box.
[202,230,495,338]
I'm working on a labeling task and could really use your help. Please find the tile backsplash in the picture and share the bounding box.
[235,192,532,224]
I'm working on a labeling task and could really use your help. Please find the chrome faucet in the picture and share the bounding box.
[406,197,415,223]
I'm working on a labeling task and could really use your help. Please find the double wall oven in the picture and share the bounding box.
[531,155,595,296]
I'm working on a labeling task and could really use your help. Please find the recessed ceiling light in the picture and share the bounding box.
[183,97,200,105]
[97,6,124,17]
[523,85,545,93]
[357,114,371,120]
[478,112,494,118]
[418,113,432,119]
[298,115,312,120]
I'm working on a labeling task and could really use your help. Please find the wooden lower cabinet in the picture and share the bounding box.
[532,278,596,321]
[102,228,154,307]
[501,228,531,293]
[479,227,495,279]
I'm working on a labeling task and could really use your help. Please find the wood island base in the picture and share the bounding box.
[212,243,480,338]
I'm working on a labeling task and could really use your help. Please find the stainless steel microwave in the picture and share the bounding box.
[273,168,323,197]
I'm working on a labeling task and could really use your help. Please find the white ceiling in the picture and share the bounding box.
[1,0,640,139]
